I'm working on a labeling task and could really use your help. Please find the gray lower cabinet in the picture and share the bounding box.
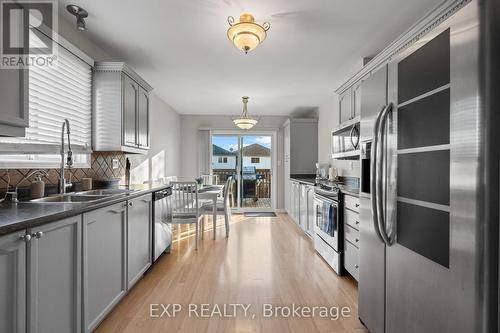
[127,194,152,288]
[28,216,82,333]
[83,202,127,333]
[343,194,360,281]
[0,232,27,333]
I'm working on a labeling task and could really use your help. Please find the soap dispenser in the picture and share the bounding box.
[30,173,45,199]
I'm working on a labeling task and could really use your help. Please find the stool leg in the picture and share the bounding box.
[201,215,205,240]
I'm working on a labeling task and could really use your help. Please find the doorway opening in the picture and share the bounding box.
[211,133,276,212]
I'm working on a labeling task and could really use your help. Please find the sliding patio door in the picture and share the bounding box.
[211,134,274,211]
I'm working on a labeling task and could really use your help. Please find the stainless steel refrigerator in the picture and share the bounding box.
[357,1,497,332]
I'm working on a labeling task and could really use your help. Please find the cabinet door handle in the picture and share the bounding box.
[140,199,150,203]
[108,209,122,214]
[355,265,359,269]
[355,220,360,225]
[355,203,360,207]
[32,231,43,239]
[19,234,31,242]
[128,202,133,207]
[355,238,359,243]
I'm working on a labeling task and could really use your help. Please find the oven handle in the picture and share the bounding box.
[371,105,386,244]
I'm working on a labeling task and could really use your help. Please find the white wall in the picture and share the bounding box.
[317,95,360,177]
[180,114,287,208]
[58,17,182,183]
[127,94,181,184]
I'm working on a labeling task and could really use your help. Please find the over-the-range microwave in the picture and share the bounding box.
[331,122,360,159]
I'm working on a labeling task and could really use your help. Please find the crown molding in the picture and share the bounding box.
[335,0,471,94]
[94,62,153,92]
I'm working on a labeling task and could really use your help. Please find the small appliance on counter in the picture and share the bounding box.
[315,163,329,183]
[30,173,46,199]
[328,167,338,181]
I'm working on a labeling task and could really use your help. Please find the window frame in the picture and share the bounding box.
[251,157,260,164]
[0,25,94,168]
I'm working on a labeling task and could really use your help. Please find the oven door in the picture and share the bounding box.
[314,195,339,251]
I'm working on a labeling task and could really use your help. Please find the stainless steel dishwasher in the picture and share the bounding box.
[152,187,173,262]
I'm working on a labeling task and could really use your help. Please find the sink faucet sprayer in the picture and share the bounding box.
[60,119,73,194]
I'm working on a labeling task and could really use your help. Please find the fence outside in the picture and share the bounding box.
[212,169,271,200]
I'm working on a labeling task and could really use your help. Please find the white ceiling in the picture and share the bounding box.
[59,0,439,116]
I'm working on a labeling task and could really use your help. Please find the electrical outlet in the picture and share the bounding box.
[112,159,119,169]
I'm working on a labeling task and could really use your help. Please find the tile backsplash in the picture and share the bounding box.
[0,152,126,190]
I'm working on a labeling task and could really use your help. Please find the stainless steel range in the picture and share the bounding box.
[313,183,342,274]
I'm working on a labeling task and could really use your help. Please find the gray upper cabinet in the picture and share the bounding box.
[28,216,82,333]
[283,118,318,217]
[93,62,153,154]
[83,202,127,333]
[339,89,352,124]
[352,81,362,119]
[123,74,139,147]
[338,81,364,126]
[127,194,152,288]
[0,68,28,137]
[0,232,27,333]
[137,86,150,149]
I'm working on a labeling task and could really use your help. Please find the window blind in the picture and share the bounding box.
[0,37,92,153]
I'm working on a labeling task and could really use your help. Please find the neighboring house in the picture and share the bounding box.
[239,144,271,169]
[212,143,271,170]
[212,144,236,169]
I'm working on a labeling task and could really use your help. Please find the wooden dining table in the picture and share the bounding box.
[198,185,224,239]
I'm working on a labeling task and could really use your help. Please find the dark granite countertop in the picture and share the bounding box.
[290,175,316,185]
[0,183,171,236]
[339,186,360,198]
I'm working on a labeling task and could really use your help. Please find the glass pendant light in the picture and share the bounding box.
[227,13,270,54]
[233,97,258,130]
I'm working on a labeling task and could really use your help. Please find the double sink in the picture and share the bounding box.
[29,188,134,204]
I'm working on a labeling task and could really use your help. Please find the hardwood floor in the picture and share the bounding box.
[95,213,367,333]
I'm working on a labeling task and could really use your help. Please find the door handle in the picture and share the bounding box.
[350,125,360,149]
[371,105,386,243]
[19,234,31,242]
[32,231,43,239]
[376,102,394,246]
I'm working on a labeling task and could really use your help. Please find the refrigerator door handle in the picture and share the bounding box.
[376,102,394,246]
[371,105,386,243]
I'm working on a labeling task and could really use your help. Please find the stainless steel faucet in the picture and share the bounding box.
[59,119,74,194]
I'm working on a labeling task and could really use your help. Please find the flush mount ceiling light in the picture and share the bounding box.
[66,5,88,31]
[227,13,270,54]
[233,96,258,130]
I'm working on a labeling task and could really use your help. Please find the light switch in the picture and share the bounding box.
[112,159,119,169]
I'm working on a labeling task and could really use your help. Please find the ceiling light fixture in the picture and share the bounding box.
[66,5,88,31]
[233,97,258,130]
[227,13,270,54]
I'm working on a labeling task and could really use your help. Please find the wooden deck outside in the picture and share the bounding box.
[240,198,271,208]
